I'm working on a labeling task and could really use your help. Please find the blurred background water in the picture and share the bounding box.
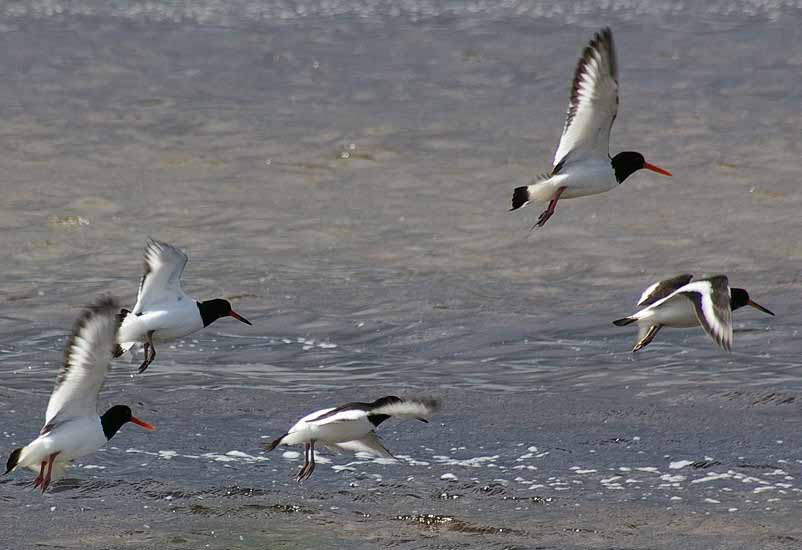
[1,1,802,548]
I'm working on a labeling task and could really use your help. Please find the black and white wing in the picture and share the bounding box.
[368,396,440,422]
[44,297,120,429]
[305,406,368,426]
[677,276,733,351]
[553,27,619,166]
[304,396,440,427]
[131,238,189,314]
[637,274,694,307]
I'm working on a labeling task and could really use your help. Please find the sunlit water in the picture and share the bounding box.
[1,1,802,548]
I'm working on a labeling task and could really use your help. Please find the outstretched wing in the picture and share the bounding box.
[677,276,733,352]
[332,433,395,458]
[44,296,120,428]
[553,27,619,166]
[637,274,694,307]
[369,396,440,421]
[132,238,189,314]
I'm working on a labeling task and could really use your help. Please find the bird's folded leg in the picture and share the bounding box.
[532,186,566,229]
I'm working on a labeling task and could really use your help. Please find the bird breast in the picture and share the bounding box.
[119,304,204,343]
[20,417,107,468]
[640,299,700,328]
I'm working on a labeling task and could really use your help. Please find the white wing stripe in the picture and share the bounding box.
[553,27,619,165]
[637,281,661,307]
[308,409,368,425]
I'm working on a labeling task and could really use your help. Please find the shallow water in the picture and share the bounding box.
[2,1,802,548]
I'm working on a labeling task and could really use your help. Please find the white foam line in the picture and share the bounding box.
[691,472,731,484]
[432,455,499,468]
[126,448,158,456]
[660,474,686,482]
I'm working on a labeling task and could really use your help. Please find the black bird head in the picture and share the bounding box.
[100,405,156,440]
[197,299,252,328]
[730,288,774,316]
[611,151,672,183]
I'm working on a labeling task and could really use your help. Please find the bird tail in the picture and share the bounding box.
[263,433,288,453]
[612,317,636,327]
[4,447,23,475]
[114,309,139,357]
[114,341,136,358]
[510,186,531,211]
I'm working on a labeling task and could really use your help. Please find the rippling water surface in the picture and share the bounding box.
[2,1,802,548]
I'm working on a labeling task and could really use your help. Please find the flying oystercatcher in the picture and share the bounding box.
[116,238,252,373]
[510,27,672,228]
[264,396,440,482]
[4,297,156,492]
[613,274,774,352]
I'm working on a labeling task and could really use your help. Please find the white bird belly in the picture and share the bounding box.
[119,304,203,344]
[528,158,616,202]
[311,419,372,443]
[285,417,372,445]
[19,417,107,470]
[638,300,699,328]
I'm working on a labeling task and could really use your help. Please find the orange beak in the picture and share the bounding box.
[644,162,672,177]
[130,417,156,431]
[229,310,252,325]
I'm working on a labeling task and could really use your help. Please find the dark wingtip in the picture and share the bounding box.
[511,187,529,211]
[61,296,121,380]
[5,448,22,475]
[418,396,441,414]
[613,318,635,327]
[263,434,287,453]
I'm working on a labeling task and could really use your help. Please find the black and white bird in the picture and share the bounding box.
[510,27,672,228]
[613,274,774,352]
[4,297,155,493]
[263,396,440,482]
[116,238,252,373]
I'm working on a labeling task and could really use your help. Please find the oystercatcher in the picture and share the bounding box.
[4,297,156,492]
[116,238,252,373]
[263,396,440,482]
[510,27,672,228]
[613,274,774,352]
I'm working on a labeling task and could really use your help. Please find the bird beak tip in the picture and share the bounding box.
[230,311,253,325]
[644,162,672,177]
[748,300,774,316]
[131,417,156,431]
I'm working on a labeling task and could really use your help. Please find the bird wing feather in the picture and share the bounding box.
[132,238,189,315]
[553,28,619,166]
[44,297,120,428]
